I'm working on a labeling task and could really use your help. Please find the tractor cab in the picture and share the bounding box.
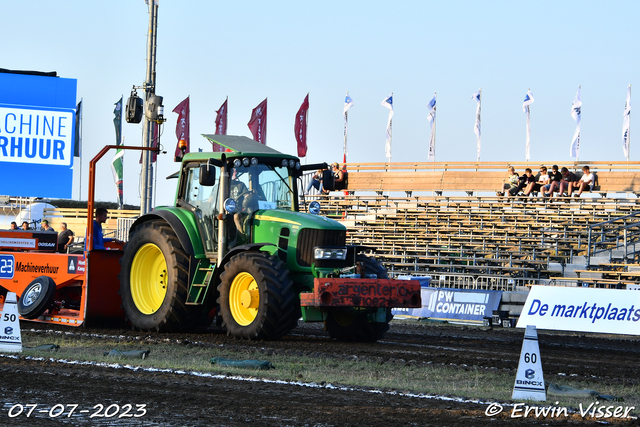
[175,135,301,257]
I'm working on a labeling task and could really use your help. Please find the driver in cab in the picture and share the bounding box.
[230,170,259,244]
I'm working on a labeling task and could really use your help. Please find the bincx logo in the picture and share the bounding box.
[5,326,13,335]
[525,369,536,379]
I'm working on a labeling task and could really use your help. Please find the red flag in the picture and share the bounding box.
[212,98,228,152]
[295,94,309,157]
[173,96,190,160]
[247,98,267,145]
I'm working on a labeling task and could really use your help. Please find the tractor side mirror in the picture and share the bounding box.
[199,163,217,186]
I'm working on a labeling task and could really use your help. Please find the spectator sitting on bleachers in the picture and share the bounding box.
[510,168,536,196]
[533,166,550,195]
[544,165,562,197]
[305,169,324,195]
[9,221,17,230]
[570,165,594,197]
[502,167,520,197]
[332,162,346,191]
[21,221,30,230]
[557,167,578,196]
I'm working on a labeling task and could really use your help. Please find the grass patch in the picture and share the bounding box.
[13,332,640,414]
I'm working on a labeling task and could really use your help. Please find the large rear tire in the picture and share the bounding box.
[218,252,297,340]
[324,254,394,342]
[119,220,199,331]
[18,276,56,319]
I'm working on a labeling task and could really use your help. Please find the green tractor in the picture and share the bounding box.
[119,135,420,341]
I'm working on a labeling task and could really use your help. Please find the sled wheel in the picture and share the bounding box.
[324,254,394,342]
[18,276,56,319]
[218,252,297,340]
[119,220,199,331]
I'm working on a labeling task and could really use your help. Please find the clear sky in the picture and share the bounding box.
[2,1,638,206]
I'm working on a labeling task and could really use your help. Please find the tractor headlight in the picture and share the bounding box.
[295,161,301,170]
[250,157,258,166]
[288,159,295,168]
[233,159,242,168]
[281,159,289,167]
[224,198,237,213]
[308,201,321,215]
[314,247,347,260]
[242,157,250,167]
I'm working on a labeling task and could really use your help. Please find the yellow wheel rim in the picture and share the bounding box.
[229,272,259,326]
[130,243,168,315]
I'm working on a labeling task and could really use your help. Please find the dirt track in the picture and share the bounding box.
[1,322,639,426]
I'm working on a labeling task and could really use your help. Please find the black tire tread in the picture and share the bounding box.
[218,251,297,340]
[18,276,56,319]
[118,220,202,332]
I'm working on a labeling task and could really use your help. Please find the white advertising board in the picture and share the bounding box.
[517,286,640,335]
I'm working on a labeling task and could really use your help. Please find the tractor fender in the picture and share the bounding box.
[211,243,276,286]
[129,211,197,257]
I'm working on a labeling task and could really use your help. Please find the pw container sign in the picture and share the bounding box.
[0,72,77,199]
[393,278,502,323]
[517,286,640,335]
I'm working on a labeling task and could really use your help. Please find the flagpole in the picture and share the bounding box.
[433,92,436,163]
[525,88,530,162]
[389,92,393,164]
[78,97,83,201]
[629,84,632,163]
[343,92,348,165]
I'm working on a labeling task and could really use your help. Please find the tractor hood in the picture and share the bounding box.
[252,209,345,232]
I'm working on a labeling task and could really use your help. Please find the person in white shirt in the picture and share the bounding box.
[571,165,594,197]
[532,166,550,196]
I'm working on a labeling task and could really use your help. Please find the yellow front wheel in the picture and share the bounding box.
[130,243,168,315]
[228,272,260,326]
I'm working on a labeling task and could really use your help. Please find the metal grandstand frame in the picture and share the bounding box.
[587,211,640,265]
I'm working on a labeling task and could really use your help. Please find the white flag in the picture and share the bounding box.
[523,89,534,161]
[381,93,393,160]
[343,92,353,162]
[623,84,631,159]
[427,94,436,161]
[472,89,481,161]
[570,86,581,158]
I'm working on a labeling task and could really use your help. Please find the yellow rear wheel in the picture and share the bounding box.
[130,243,168,315]
[229,272,260,326]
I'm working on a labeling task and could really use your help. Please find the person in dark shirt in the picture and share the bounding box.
[9,222,17,230]
[544,165,562,197]
[558,167,578,196]
[57,222,75,252]
[509,168,535,196]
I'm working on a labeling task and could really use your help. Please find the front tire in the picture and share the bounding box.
[119,220,196,331]
[324,254,394,342]
[218,252,297,340]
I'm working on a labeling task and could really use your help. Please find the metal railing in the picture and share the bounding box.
[391,273,541,292]
[586,211,640,265]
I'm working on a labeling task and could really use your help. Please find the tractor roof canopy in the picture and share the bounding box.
[184,135,297,161]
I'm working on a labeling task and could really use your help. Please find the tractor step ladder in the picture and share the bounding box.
[186,264,214,305]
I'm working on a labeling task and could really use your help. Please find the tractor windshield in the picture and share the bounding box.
[231,163,293,210]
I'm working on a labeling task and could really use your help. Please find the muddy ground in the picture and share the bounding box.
[1,321,639,426]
